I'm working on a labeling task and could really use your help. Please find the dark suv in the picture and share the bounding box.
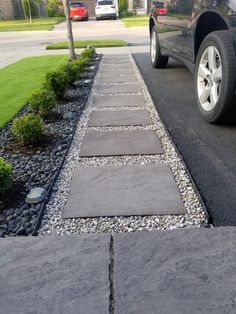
[149,0,236,123]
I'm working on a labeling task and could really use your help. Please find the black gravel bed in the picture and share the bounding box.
[0,55,101,238]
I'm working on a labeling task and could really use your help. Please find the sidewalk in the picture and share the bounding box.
[0,46,149,69]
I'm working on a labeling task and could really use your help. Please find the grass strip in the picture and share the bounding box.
[121,16,149,28]
[0,18,65,32]
[46,39,128,50]
[0,55,67,129]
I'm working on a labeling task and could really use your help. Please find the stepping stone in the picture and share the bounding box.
[97,83,140,94]
[80,130,163,156]
[100,69,134,76]
[92,95,145,108]
[62,164,185,218]
[0,234,110,313]
[113,228,236,314]
[88,110,152,127]
[103,60,131,67]
[103,64,133,69]
[99,75,137,84]
[103,54,129,59]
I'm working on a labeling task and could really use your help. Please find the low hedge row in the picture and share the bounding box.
[0,47,95,194]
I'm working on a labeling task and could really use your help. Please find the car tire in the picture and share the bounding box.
[194,30,236,123]
[150,26,169,68]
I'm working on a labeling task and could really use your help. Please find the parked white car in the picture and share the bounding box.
[95,0,116,20]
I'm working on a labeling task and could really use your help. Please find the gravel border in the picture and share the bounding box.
[39,54,208,235]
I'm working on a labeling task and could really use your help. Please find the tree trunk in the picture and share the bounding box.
[62,0,76,60]
[27,0,32,24]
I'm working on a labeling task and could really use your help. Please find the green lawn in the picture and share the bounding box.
[121,16,149,28]
[0,17,65,32]
[0,55,67,129]
[46,39,128,50]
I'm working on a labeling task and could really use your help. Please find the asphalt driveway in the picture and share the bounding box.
[134,53,236,226]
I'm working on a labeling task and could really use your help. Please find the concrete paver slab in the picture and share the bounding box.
[100,69,135,76]
[80,130,163,156]
[92,95,146,108]
[88,110,153,127]
[103,60,131,65]
[103,54,130,60]
[113,228,236,314]
[99,75,138,83]
[97,83,140,94]
[103,64,133,69]
[0,234,110,314]
[63,164,184,218]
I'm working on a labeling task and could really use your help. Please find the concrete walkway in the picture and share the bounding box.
[63,54,185,219]
[0,227,235,313]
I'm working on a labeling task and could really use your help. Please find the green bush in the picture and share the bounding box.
[74,56,90,72]
[47,0,64,17]
[167,3,177,13]
[45,68,69,98]
[80,47,95,58]
[60,62,80,85]
[119,0,128,17]
[29,88,57,116]
[0,158,13,194]
[12,114,44,145]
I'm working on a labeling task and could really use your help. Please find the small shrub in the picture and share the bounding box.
[60,62,80,85]
[45,68,69,98]
[80,47,95,59]
[29,88,57,117]
[12,114,44,145]
[0,158,13,194]
[74,56,90,72]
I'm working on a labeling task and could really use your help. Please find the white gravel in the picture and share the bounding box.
[39,54,208,235]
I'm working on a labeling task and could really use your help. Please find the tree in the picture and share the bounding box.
[62,0,76,60]
[23,0,37,22]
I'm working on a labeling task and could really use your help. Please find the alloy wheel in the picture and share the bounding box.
[197,46,222,112]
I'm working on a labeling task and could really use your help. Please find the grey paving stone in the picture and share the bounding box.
[92,95,146,108]
[103,59,132,68]
[80,130,163,156]
[0,234,110,314]
[99,75,138,84]
[63,164,184,218]
[97,83,140,94]
[88,110,153,127]
[103,64,133,69]
[103,54,130,60]
[113,227,236,314]
[100,69,134,76]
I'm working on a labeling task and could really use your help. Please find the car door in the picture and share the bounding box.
[156,0,195,63]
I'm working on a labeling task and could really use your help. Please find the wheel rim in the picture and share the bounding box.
[151,31,156,63]
[197,46,222,112]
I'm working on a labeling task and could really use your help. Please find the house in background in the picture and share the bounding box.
[0,0,47,19]
[127,0,170,15]
[0,0,25,19]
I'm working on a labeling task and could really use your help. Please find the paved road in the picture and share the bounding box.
[133,53,236,226]
[0,19,149,68]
